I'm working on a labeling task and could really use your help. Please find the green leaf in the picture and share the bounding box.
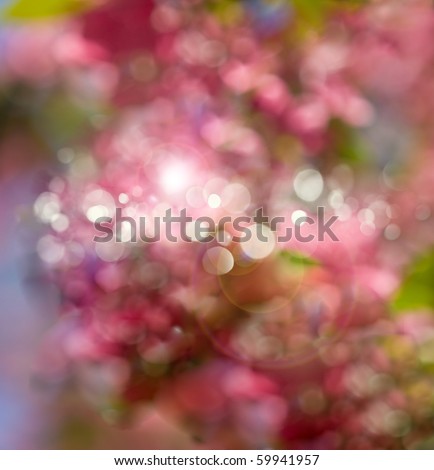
[2,0,88,20]
[291,0,328,29]
[205,0,243,26]
[279,250,321,268]
[34,90,106,147]
[291,0,368,36]
[391,249,434,313]
[329,119,369,165]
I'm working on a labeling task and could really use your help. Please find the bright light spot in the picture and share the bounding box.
[160,162,193,195]
[51,214,69,232]
[241,224,276,260]
[293,168,324,202]
[86,205,110,222]
[119,193,129,204]
[291,210,307,225]
[34,192,61,223]
[202,247,234,275]
[208,193,221,208]
[82,189,115,222]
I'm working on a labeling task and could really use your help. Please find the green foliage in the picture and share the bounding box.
[279,249,320,269]
[205,0,243,26]
[329,119,369,165]
[2,0,89,21]
[291,0,368,34]
[291,0,328,30]
[392,249,434,313]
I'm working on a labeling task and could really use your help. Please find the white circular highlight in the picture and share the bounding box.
[208,193,222,208]
[241,224,276,260]
[293,169,324,202]
[202,246,234,275]
[291,210,308,225]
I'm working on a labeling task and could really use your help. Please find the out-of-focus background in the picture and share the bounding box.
[3,0,434,450]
